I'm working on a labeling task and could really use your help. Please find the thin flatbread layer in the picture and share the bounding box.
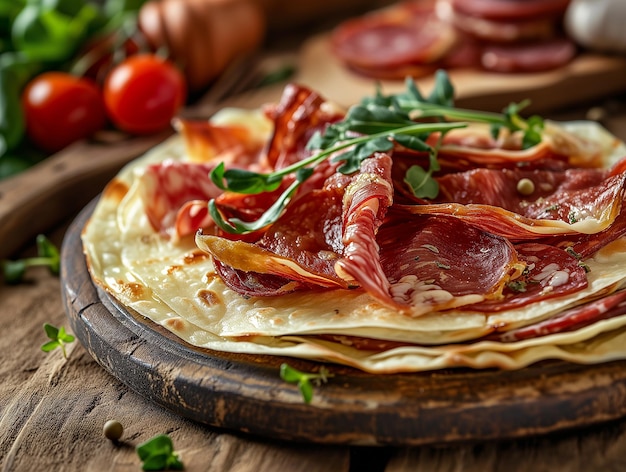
[82,111,626,372]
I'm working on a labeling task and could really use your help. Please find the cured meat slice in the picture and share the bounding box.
[174,118,265,165]
[496,289,626,342]
[196,189,348,293]
[264,84,342,170]
[334,154,396,306]
[445,0,571,22]
[212,259,311,297]
[399,160,626,240]
[550,210,626,260]
[139,161,222,236]
[398,203,606,240]
[331,1,457,71]
[436,0,560,43]
[434,166,626,225]
[378,213,523,307]
[174,200,213,239]
[481,37,577,73]
[468,243,588,313]
[392,122,602,178]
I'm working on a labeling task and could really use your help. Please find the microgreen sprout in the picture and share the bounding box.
[136,434,184,471]
[1,234,60,284]
[41,323,75,359]
[279,363,333,404]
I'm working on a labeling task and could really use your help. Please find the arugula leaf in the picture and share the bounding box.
[279,363,333,404]
[404,165,439,199]
[136,434,184,471]
[210,162,283,194]
[41,323,75,358]
[209,174,304,234]
[495,100,544,149]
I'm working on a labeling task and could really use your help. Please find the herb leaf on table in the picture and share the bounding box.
[41,323,75,359]
[136,434,184,471]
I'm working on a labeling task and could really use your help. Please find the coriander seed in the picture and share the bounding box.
[103,419,124,441]
[516,178,535,196]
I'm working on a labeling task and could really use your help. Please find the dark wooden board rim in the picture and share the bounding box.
[61,199,626,446]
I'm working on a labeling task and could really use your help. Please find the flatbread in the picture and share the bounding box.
[82,107,626,373]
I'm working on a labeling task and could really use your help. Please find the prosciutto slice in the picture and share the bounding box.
[334,153,397,306]
[264,84,342,170]
[196,188,348,292]
[435,166,626,224]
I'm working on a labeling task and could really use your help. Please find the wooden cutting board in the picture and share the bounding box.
[292,33,626,113]
[61,201,626,446]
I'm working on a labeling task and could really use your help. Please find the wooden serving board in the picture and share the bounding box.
[61,199,626,446]
[293,33,626,113]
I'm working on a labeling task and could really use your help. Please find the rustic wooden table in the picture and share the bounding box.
[3,21,626,469]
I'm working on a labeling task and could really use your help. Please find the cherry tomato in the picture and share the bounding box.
[22,72,107,153]
[103,54,186,135]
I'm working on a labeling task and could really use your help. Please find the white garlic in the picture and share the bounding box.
[565,0,626,53]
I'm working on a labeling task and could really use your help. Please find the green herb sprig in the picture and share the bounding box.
[41,323,75,358]
[391,70,544,149]
[1,234,60,284]
[136,434,184,471]
[279,363,333,404]
[208,70,544,234]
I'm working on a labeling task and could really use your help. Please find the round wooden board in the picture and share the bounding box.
[61,200,626,446]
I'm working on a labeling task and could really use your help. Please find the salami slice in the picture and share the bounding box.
[481,37,577,73]
[378,213,522,303]
[331,1,457,70]
[468,243,588,313]
[437,0,560,43]
[495,289,626,342]
[434,166,625,225]
[139,161,222,235]
[446,0,571,22]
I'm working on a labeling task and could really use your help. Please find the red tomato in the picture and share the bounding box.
[22,72,107,153]
[103,54,186,135]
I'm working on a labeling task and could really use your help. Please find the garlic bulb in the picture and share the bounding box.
[565,0,626,53]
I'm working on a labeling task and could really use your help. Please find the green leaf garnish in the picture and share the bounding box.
[41,323,75,358]
[136,434,184,471]
[279,363,333,404]
[1,234,60,284]
[404,165,439,199]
